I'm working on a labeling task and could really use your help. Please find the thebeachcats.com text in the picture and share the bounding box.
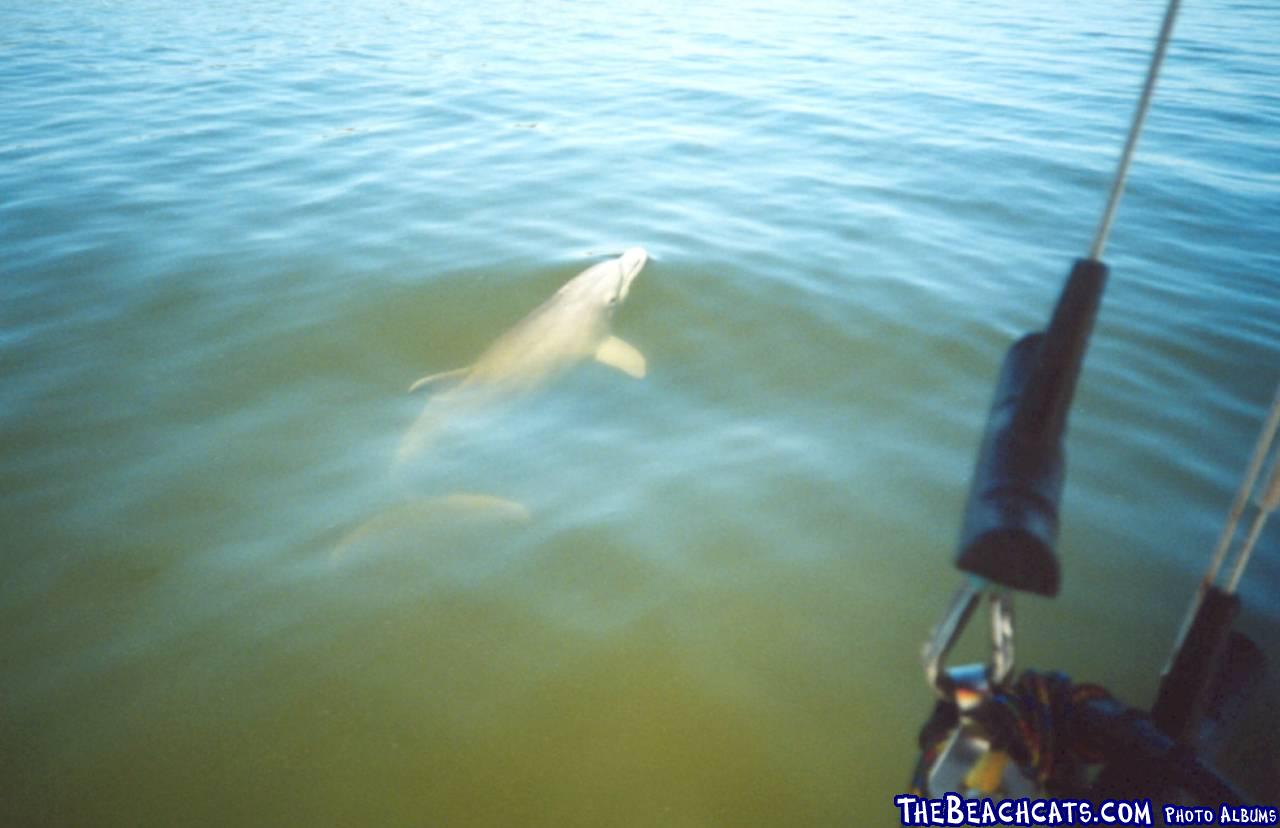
[894,793,1279,826]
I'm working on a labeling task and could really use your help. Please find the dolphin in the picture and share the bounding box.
[396,247,649,464]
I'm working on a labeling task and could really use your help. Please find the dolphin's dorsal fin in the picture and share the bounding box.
[595,336,646,378]
[408,366,470,393]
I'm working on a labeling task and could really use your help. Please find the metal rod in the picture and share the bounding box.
[1225,442,1280,594]
[1088,0,1182,260]
[1168,383,1280,667]
[1204,383,1280,586]
[1226,504,1272,594]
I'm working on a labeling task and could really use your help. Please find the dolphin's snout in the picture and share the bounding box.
[619,246,648,283]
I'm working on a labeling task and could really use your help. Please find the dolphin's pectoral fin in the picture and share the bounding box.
[595,336,647,379]
[408,366,470,393]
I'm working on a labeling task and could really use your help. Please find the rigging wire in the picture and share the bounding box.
[1204,383,1280,593]
[1168,383,1280,660]
[1088,0,1182,261]
[1223,385,1280,592]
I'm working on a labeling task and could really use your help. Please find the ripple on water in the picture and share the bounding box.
[2,0,1279,822]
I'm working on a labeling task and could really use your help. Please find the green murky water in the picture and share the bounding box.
[2,1,1277,824]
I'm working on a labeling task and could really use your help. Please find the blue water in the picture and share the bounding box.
[2,1,1278,824]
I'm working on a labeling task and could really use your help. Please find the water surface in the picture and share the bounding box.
[2,0,1278,824]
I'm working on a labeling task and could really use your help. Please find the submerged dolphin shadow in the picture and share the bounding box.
[330,493,533,562]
